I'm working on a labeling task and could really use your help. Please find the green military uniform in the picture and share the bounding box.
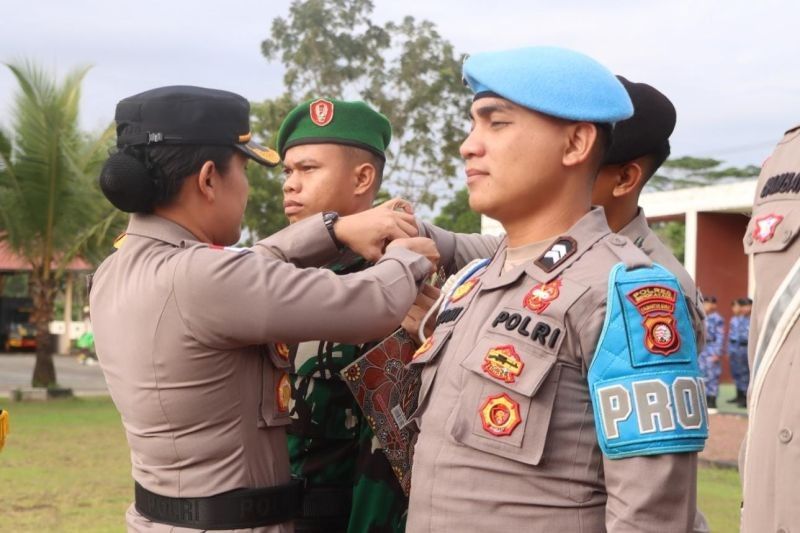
[277,100,407,532]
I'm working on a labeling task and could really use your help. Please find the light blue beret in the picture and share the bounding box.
[463,46,633,123]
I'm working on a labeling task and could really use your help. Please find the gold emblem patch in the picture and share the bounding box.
[627,285,681,356]
[481,345,524,384]
[522,279,561,314]
[276,373,291,413]
[412,336,434,361]
[450,278,478,303]
[275,343,290,361]
[480,393,521,437]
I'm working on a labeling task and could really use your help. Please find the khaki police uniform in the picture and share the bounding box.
[741,125,800,532]
[90,213,431,532]
[407,208,699,532]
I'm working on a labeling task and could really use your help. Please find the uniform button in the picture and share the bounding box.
[783,229,793,243]
[779,428,793,443]
[610,235,627,246]
[745,234,754,245]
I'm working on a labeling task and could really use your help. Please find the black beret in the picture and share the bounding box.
[603,76,676,165]
[114,85,279,167]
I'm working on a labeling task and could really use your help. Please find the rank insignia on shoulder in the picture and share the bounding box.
[274,343,290,361]
[753,214,783,243]
[412,336,434,361]
[310,98,334,127]
[523,279,561,313]
[534,237,577,272]
[450,278,479,303]
[276,373,291,413]
[480,393,521,436]
[482,345,524,384]
[627,286,680,356]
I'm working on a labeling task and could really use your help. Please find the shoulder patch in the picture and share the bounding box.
[588,262,708,459]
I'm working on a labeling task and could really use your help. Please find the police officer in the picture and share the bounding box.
[741,124,800,532]
[406,47,707,532]
[726,298,750,407]
[90,86,438,532]
[699,296,724,412]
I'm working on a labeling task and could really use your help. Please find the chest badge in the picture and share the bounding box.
[310,98,334,127]
[627,286,681,356]
[523,279,561,313]
[480,393,521,436]
[482,345,524,384]
[412,336,434,361]
[276,373,291,413]
[274,343,290,361]
[450,278,479,303]
[534,236,577,273]
[753,214,784,243]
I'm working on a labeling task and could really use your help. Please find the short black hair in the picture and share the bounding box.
[344,145,386,193]
[639,141,671,184]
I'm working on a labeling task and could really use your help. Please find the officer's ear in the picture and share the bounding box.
[611,162,644,198]
[353,161,377,198]
[195,160,218,203]
[562,122,597,168]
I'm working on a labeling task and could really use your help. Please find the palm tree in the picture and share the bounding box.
[0,62,124,387]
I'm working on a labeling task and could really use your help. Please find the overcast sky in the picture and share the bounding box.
[2,0,797,170]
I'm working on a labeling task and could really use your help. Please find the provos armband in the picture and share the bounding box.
[589,263,709,459]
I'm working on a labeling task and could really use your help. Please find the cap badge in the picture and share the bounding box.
[627,285,681,356]
[276,373,291,413]
[753,214,783,243]
[481,345,524,384]
[450,278,479,303]
[310,99,334,127]
[534,237,577,273]
[523,279,561,314]
[480,393,521,436]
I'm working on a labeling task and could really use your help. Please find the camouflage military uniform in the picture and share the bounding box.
[699,312,724,397]
[288,256,407,533]
[727,314,751,393]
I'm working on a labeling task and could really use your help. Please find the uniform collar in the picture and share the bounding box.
[125,214,200,247]
[618,208,651,253]
[482,207,612,290]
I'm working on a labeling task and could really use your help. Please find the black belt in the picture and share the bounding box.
[134,479,303,530]
[294,485,352,532]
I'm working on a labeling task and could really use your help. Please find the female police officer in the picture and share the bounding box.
[90,86,436,532]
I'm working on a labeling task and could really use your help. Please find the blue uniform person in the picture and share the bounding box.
[699,296,724,410]
[727,298,751,407]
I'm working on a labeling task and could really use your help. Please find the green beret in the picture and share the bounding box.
[276,98,392,160]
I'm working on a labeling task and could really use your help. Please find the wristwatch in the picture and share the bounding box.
[322,211,345,250]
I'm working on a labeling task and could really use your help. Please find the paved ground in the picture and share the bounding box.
[0,352,108,398]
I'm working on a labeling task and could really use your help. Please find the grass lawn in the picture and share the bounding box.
[0,397,742,532]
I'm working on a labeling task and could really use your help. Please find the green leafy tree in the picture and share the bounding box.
[651,221,685,263]
[648,156,760,191]
[433,187,480,233]
[244,0,470,240]
[0,62,123,387]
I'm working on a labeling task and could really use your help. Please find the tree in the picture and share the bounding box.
[244,0,470,240]
[433,187,480,233]
[0,62,123,387]
[648,156,760,191]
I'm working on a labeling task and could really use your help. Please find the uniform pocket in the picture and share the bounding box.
[449,335,560,465]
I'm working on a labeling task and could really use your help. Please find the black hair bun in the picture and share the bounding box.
[99,151,157,213]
